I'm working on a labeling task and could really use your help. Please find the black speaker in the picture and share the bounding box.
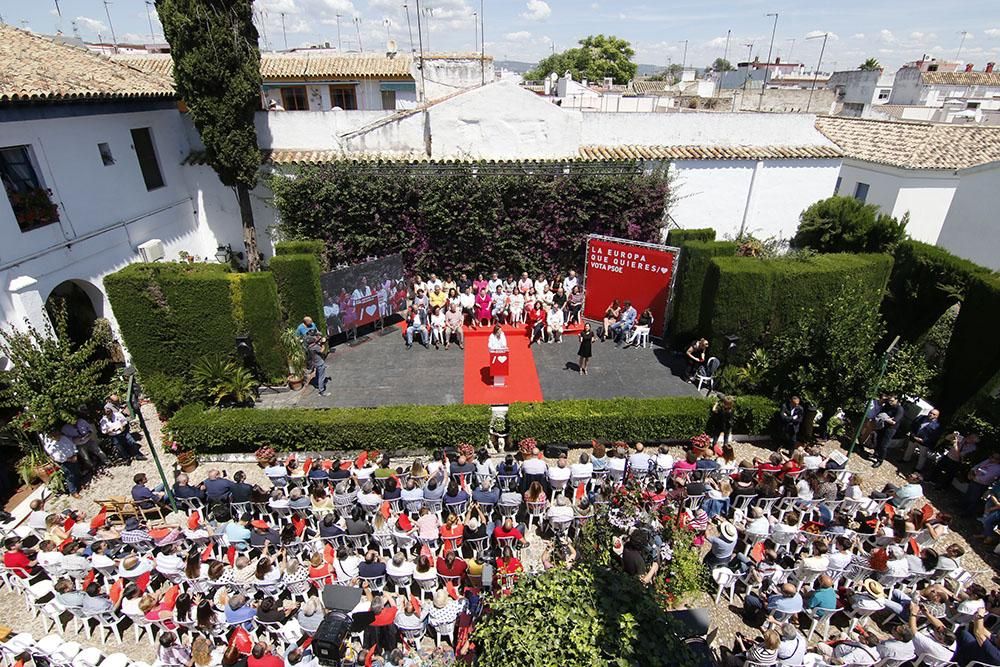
[235,335,254,359]
[545,443,568,458]
[312,611,351,664]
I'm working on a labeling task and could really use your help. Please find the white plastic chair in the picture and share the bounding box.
[804,605,841,641]
[430,618,456,647]
[695,356,720,392]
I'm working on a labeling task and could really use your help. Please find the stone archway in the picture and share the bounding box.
[44,279,103,346]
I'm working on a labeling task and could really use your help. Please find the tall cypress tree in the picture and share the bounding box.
[156,0,264,270]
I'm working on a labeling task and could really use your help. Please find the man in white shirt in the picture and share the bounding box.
[570,453,593,483]
[98,406,144,463]
[426,273,443,291]
[875,625,916,662]
[908,602,957,667]
[628,443,652,475]
[386,552,416,579]
[745,507,771,537]
[546,304,564,343]
[562,270,578,294]
[155,544,185,579]
[521,450,547,477]
[892,473,924,512]
[26,499,49,532]
[655,446,674,474]
[41,427,82,498]
[547,455,572,488]
[487,272,503,294]
[777,623,806,667]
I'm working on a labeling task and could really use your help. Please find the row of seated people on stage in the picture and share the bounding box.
[598,299,655,347]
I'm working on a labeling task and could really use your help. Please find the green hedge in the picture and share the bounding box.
[669,240,738,344]
[666,228,716,246]
[105,263,235,380]
[169,395,778,453]
[702,253,893,363]
[169,403,491,452]
[268,254,324,328]
[274,240,326,266]
[505,395,775,445]
[883,240,991,341]
[941,275,1000,414]
[231,273,285,379]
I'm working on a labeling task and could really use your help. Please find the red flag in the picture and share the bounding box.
[446,580,460,600]
[409,594,422,616]
[90,508,108,531]
[380,501,392,520]
[396,514,413,532]
[420,543,433,560]
[921,504,934,522]
[301,637,313,650]
[575,482,586,501]
[292,515,306,537]
[63,516,76,532]
[162,584,180,609]
[883,503,896,519]
[459,473,467,492]
[226,545,237,566]
[188,511,201,531]
[201,543,214,562]
[364,647,376,667]
[355,451,368,468]
[109,579,124,604]
[750,542,766,563]
[136,572,151,592]
[81,569,96,589]
[303,457,313,474]
[324,543,336,565]
[229,626,253,654]
[338,461,351,471]
[909,537,921,556]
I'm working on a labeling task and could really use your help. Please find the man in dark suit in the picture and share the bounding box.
[780,396,804,446]
[873,395,904,468]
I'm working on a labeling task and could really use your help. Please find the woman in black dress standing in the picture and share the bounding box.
[578,322,595,375]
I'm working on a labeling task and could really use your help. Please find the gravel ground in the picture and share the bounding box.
[1,406,996,662]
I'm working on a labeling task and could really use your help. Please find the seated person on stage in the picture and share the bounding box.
[508,289,525,325]
[429,285,448,311]
[444,303,464,350]
[609,300,637,345]
[626,308,653,346]
[566,285,584,325]
[405,304,430,349]
[429,306,446,350]
[547,303,565,343]
[526,301,547,346]
[458,286,476,325]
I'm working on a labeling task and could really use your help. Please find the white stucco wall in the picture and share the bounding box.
[254,110,394,150]
[580,112,837,148]
[418,58,495,101]
[936,163,1000,269]
[835,160,958,243]
[670,158,841,240]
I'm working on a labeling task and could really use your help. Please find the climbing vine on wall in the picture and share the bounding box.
[269,163,673,276]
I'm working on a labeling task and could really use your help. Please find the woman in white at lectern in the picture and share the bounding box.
[488,324,508,352]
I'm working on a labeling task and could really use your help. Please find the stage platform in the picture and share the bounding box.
[257,321,701,409]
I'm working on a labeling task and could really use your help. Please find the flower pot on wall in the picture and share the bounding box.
[176,451,199,473]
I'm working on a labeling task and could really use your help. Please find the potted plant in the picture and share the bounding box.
[518,437,538,460]
[255,445,277,468]
[690,433,713,458]
[456,442,475,460]
[280,327,307,390]
[489,413,509,452]
[169,439,199,473]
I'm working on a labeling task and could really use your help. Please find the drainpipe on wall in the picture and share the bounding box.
[738,160,763,238]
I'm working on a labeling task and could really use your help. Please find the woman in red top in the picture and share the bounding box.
[440,513,464,554]
[527,300,547,346]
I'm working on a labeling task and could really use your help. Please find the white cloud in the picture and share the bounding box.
[878,29,895,44]
[985,28,1000,38]
[853,33,865,40]
[120,32,150,44]
[75,16,107,36]
[520,0,551,21]
[505,31,532,42]
[590,2,600,9]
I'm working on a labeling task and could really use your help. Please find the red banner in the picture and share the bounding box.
[582,236,678,338]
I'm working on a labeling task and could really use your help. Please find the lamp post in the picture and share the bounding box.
[805,32,830,113]
[758,12,778,111]
[125,372,176,513]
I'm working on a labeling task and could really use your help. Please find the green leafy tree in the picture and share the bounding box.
[526,34,637,84]
[0,306,111,433]
[156,0,264,271]
[859,57,882,71]
[648,63,683,82]
[712,57,735,71]
[880,341,935,399]
[792,195,908,253]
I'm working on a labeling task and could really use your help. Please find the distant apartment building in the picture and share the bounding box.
[886,58,1000,124]
[826,69,895,117]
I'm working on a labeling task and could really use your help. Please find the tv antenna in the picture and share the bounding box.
[354,16,363,51]
[144,1,156,41]
[103,0,118,53]
[280,12,287,50]
[335,14,342,50]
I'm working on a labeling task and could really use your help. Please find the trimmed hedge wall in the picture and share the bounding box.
[170,395,777,452]
[666,228,716,246]
[269,254,324,328]
[230,273,285,378]
[669,240,738,344]
[941,275,1000,414]
[508,395,776,445]
[274,240,326,266]
[883,240,992,342]
[169,403,491,452]
[702,253,893,363]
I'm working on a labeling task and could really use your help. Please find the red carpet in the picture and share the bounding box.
[462,324,545,405]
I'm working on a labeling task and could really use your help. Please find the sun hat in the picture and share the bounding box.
[863,579,886,599]
[720,522,738,541]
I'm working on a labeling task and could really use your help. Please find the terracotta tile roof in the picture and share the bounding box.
[0,25,175,102]
[578,144,843,160]
[113,52,416,81]
[815,116,1000,170]
[629,81,672,95]
[921,71,1000,87]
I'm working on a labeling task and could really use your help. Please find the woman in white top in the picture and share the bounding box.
[488,324,508,352]
[533,274,548,296]
[430,305,446,349]
[458,287,476,325]
[509,290,525,324]
[491,288,509,325]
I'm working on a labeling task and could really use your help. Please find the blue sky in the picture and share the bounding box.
[5,0,1000,72]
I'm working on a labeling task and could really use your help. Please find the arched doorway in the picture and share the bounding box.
[45,279,103,346]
